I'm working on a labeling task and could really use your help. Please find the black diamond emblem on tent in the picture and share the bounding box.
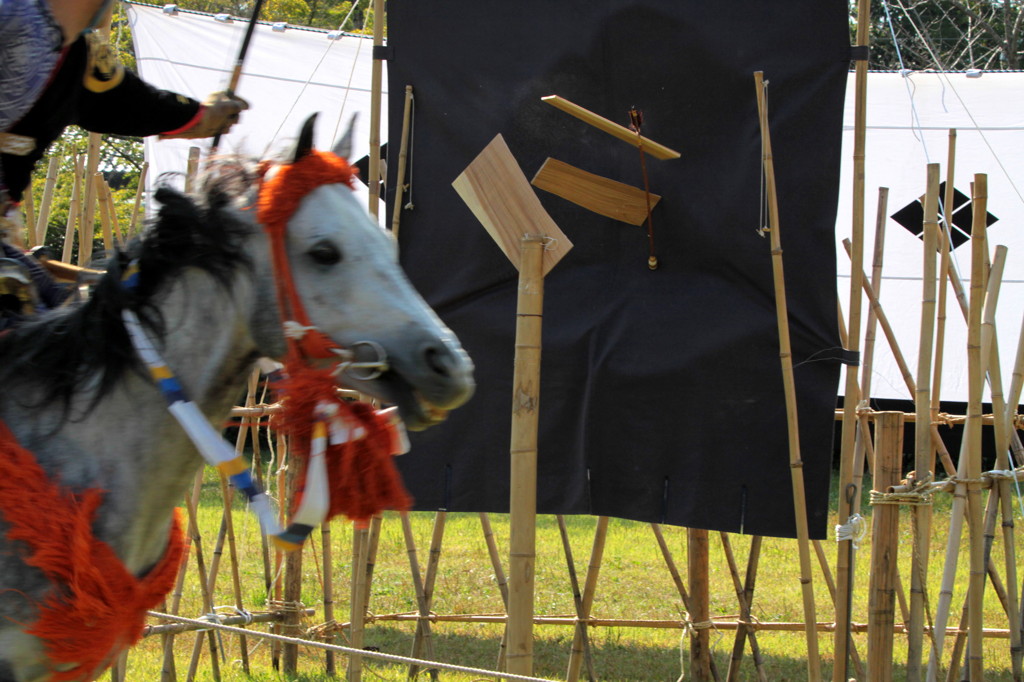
[891,182,998,249]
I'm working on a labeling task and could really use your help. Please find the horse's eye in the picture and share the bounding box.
[308,240,342,266]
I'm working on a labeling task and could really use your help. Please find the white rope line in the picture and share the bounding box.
[147,611,559,681]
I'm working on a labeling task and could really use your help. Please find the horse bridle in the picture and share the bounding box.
[256,149,390,382]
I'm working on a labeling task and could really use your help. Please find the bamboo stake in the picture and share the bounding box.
[129,162,148,238]
[367,0,384,218]
[835,2,871,677]
[754,70,820,681]
[282,446,303,674]
[21,178,35,247]
[183,477,221,682]
[347,523,371,682]
[852,187,890,517]
[390,85,414,238]
[160,469,204,682]
[558,515,596,682]
[507,236,546,677]
[965,175,989,680]
[62,155,82,263]
[721,533,768,682]
[479,513,511,672]
[34,156,59,247]
[272,431,287,669]
[410,511,446,679]
[321,519,336,676]
[184,146,201,195]
[95,173,113,252]
[105,178,122,250]
[868,412,904,682]
[79,133,101,265]
[650,524,722,681]
[401,512,438,679]
[565,516,608,682]
[908,165,941,680]
[812,539,865,679]
[687,528,712,682]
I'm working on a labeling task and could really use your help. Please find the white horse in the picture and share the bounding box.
[0,117,473,682]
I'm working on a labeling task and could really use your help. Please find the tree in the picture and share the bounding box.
[854,0,1024,70]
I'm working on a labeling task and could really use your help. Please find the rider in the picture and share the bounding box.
[0,0,248,327]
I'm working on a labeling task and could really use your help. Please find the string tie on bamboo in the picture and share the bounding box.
[267,599,307,614]
[982,469,1016,481]
[305,619,338,640]
[834,513,867,549]
[681,614,716,639]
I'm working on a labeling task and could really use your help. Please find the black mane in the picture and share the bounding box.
[0,160,260,422]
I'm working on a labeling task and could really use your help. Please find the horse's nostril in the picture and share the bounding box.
[423,344,452,377]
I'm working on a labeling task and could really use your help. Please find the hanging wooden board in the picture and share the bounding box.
[532,157,660,226]
[541,95,681,160]
[453,134,572,276]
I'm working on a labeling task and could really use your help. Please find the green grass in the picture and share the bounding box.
[119,468,1022,681]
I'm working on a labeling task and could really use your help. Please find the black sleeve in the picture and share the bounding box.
[77,69,202,137]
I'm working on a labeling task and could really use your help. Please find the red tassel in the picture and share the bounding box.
[273,366,412,528]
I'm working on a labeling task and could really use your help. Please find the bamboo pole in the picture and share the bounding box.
[507,236,546,677]
[565,516,607,682]
[105,178,122,250]
[160,469,204,681]
[908,164,940,680]
[183,477,221,682]
[33,156,60,247]
[813,539,865,679]
[79,133,101,265]
[347,523,370,682]
[128,162,148,239]
[401,512,438,680]
[754,70,820,681]
[688,528,712,682]
[558,516,596,682]
[479,512,511,672]
[965,175,988,680]
[721,533,768,682]
[390,85,414,238]
[367,0,384,218]
[867,412,904,682]
[184,146,201,195]
[282,447,303,675]
[835,2,871,677]
[95,173,113,252]
[321,519,337,677]
[409,511,446,679]
[62,155,82,263]
[21,178,35,247]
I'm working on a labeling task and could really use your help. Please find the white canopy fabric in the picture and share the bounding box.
[837,71,1024,403]
[127,1,385,210]
[128,4,1022,405]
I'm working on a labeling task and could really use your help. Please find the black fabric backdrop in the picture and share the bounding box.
[387,1,850,539]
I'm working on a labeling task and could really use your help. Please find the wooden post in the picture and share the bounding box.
[321,520,337,676]
[95,173,113,253]
[347,523,370,682]
[452,134,571,677]
[907,164,940,680]
[128,162,149,239]
[867,412,904,682]
[688,528,712,681]
[754,70,820,681]
[390,85,414,238]
[402,511,439,680]
[79,133,101,265]
[62,155,83,263]
[34,156,60,247]
[507,235,545,676]
[22,179,35,247]
[835,1,871,677]
[565,516,607,682]
[367,0,384,218]
[965,175,988,680]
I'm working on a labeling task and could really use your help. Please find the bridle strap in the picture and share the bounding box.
[256,149,357,362]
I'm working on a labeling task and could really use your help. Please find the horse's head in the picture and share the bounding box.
[253,115,473,430]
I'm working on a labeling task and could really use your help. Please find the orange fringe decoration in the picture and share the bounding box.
[0,421,184,681]
[272,365,412,528]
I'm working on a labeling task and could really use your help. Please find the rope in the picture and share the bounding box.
[835,513,867,549]
[870,489,933,506]
[146,611,560,681]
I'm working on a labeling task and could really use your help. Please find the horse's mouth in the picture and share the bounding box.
[339,369,458,431]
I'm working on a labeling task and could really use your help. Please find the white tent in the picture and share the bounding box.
[129,5,1023,404]
[127,2,386,210]
[836,71,1024,403]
